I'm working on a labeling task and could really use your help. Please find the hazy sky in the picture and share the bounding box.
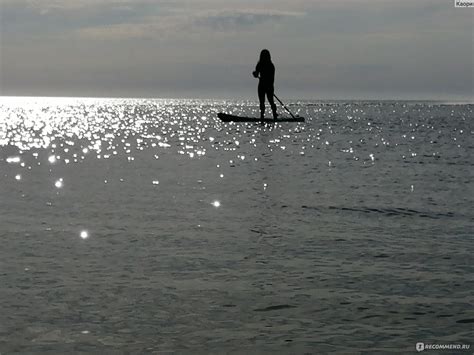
[0,0,472,99]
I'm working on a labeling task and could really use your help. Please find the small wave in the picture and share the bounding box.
[302,205,457,220]
[254,304,295,312]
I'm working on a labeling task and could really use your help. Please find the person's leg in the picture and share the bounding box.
[258,84,265,119]
[267,86,277,119]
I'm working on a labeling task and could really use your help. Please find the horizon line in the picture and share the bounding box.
[1,95,473,104]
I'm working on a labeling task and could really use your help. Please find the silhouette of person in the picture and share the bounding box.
[253,49,278,120]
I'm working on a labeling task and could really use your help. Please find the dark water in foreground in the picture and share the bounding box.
[0,97,472,353]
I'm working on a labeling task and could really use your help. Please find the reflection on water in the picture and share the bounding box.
[0,97,472,352]
[1,97,471,173]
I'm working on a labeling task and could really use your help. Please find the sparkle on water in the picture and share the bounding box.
[1,97,470,190]
[0,96,472,351]
[0,96,471,247]
[55,178,63,189]
[6,156,21,163]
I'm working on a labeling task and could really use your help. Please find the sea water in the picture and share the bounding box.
[0,97,472,352]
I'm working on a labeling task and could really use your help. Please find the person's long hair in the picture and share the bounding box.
[259,49,272,65]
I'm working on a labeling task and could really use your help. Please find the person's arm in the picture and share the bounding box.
[271,63,275,84]
[252,63,260,78]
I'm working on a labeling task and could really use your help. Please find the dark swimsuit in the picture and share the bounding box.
[255,62,277,117]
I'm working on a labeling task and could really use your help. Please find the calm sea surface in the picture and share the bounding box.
[0,97,472,353]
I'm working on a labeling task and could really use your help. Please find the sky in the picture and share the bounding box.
[0,0,473,100]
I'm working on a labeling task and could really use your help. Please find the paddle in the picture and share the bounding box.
[253,74,298,120]
[273,94,298,120]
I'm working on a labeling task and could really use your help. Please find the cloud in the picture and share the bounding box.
[75,9,304,40]
[1,0,305,40]
[0,0,161,39]
[1,0,472,99]
[193,9,304,31]
[76,15,185,40]
[1,0,455,40]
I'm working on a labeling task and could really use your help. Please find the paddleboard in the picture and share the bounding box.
[218,113,304,123]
